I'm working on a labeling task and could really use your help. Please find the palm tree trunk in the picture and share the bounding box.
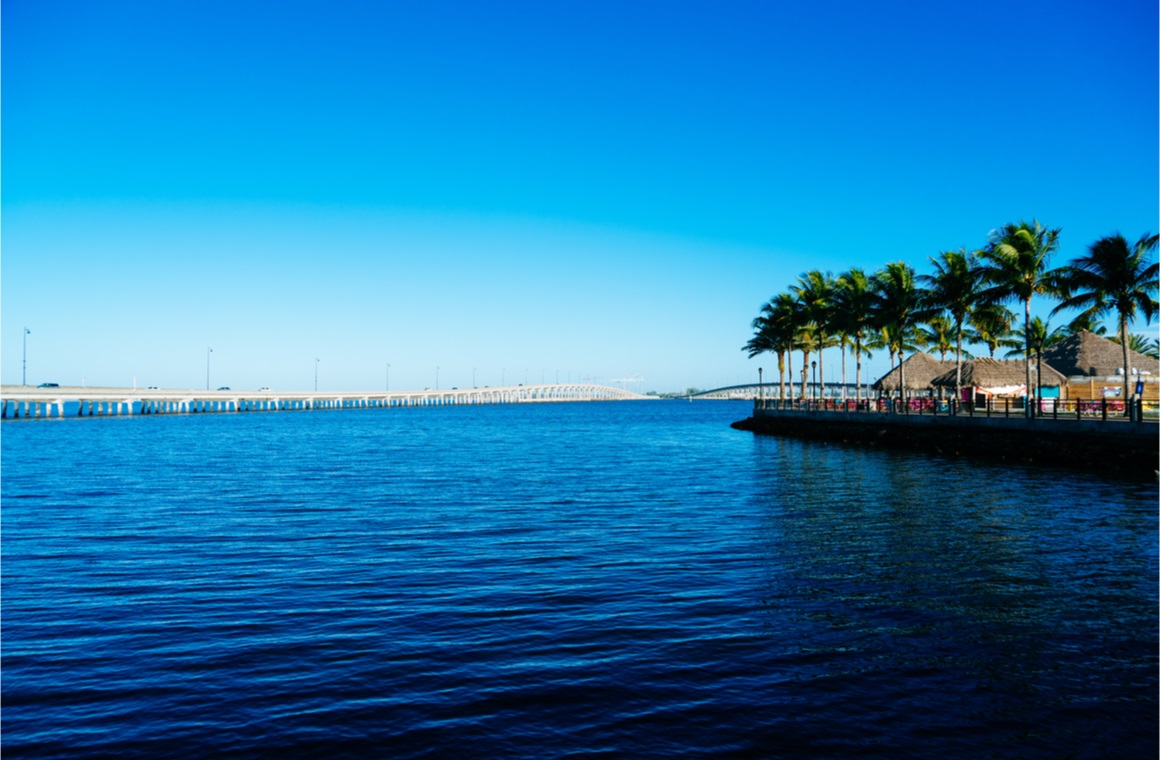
[954,321,963,409]
[800,350,809,401]
[841,342,847,402]
[777,351,786,404]
[854,338,862,403]
[1121,314,1132,409]
[1024,297,1032,419]
[899,348,906,408]
[787,350,794,404]
[818,337,825,405]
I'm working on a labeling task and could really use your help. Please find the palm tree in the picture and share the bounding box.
[978,220,1062,416]
[1053,232,1159,402]
[920,315,954,359]
[1003,316,1066,406]
[966,303,1016,358]
[1136,335,1160,360]
[919,247,983,406]
[1065,313,1107,336]
[871,262,927,406]
[792,270,836,403]
[832,268,876,403]
[745,293,799,403]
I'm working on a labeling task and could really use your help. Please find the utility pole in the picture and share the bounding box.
[22,327,30,385]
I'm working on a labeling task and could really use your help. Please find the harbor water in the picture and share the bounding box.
[2,400,1156,758]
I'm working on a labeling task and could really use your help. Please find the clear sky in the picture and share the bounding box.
[4,0,1157,392]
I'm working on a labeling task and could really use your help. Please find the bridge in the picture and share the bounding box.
[0,384,651,420]
[690,382,871,400]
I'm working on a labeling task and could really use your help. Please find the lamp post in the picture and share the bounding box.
[758,367,763,408]
[436,366,440,391]
[811,361,817,406]
[386,363,390,391]
[206,347,213,390]
[502,368,506,386]
[473,367,476,389]
[22,327,30,386]
[315,358,319,392]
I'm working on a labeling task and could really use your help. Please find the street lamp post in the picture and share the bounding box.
[23,327,30,385]
[436,366,440,391]
[315,358,319,392]
[473,367,476,389]
[207,347,213,390]
[386,363,391,391]
[811,361,818,407]
[758,367,763,408]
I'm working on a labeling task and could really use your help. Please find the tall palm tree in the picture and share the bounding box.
[1053,232,1159,402]
[792,271,836,402]
[871,262,927,405]
[832,268,876,403]
[919,248,983,406]
[966,304,1017,357]
[1003,316,1066,405]
[978,220,1062,416]
[744,293,799,402]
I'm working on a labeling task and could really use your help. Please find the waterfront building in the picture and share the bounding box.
[930,358,1067,405]
[1042,330,1160,401]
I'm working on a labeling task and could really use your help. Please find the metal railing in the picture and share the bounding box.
[754,396,1158,423]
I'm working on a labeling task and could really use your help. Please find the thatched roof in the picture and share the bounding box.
[872,352,956,391]
[931,358,1067,388]
[1041,330,1160,377]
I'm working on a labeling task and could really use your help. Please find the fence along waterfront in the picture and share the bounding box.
[753,395,1158,423]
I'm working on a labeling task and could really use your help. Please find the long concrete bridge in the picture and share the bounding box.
[0,384,651,420]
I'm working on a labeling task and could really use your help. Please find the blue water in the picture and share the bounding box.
[2,400,1156,759]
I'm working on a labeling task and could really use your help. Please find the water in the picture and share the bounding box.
[2,401,1156,758]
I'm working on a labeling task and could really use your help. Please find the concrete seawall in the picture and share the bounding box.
[732,409,1159,479]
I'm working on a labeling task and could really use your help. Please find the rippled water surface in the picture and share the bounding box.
[3,401,1156,758]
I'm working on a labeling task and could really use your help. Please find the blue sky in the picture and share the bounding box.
[4,0,1157,392]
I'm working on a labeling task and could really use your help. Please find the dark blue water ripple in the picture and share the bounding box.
[2,401,1156,759]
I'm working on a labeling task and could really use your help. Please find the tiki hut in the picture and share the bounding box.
[1041,330,1160,377]
[871,352,956,396]
[931,358,1066,402]
[1041,330,1160,401]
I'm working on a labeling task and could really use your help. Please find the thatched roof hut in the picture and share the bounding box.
[931,358,1067,391]
[872,352,956,392]
[1041,330,1160,377]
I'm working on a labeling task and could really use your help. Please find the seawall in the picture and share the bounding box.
[732,409,1159,479]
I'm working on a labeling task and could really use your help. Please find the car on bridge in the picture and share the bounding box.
[37,382,59,388]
